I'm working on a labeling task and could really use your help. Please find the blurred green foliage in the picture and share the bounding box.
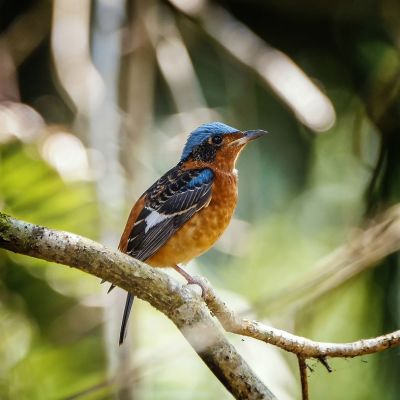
[0,142,104,399]
[1,0,400,399]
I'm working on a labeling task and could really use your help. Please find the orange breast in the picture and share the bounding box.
[146,171,238,267]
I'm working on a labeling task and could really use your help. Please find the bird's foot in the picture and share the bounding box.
[186,276,208,298]
[173,264,208,298]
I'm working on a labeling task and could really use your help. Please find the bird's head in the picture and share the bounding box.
[181,122,267,171]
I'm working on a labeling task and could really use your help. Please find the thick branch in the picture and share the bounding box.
[1,211,400,398]
[0,212,276,400]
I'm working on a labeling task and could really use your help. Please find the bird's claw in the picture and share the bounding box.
[173,264,208,298]
[185,276,208,298]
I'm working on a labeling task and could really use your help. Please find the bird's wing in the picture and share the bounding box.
[125,167,214,261]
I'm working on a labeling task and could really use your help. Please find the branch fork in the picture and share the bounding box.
[1,211,400,400]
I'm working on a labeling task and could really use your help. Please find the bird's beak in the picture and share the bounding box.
[243,129,268,142]
[229,129,268,147]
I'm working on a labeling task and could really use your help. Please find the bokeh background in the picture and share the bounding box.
[1,0,400,399]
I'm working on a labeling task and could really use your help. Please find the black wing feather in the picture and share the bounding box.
[125,166,214,261]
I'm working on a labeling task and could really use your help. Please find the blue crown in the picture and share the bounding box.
[181,122,239,161]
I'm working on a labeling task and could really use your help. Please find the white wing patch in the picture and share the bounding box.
[144,210,168,233]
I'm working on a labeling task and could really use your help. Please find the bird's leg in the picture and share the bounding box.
[173,264,207,297]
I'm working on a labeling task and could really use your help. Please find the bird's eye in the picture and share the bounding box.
[212,135,223,145]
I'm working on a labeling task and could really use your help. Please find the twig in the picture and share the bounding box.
[298,356,309,400]
[318,357,332,373]
[202,280,400,358]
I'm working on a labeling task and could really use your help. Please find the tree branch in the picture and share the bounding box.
[1,211,400,399]
[0,212,276,400]
[297,356,309,400]
[202,280,400,358]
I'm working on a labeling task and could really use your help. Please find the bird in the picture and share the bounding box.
[113,121,267,345]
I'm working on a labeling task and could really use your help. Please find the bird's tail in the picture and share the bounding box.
[119,292,134,345]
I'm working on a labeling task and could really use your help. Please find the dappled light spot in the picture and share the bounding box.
[0,102,44,143]
[51,0,104,113]
[169,0,206,15]
[257,51,336,133]
[41,132,91,181]
[0,303,32,375]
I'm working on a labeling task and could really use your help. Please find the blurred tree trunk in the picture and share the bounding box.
[90,0,131,398]
[119,0,157,201]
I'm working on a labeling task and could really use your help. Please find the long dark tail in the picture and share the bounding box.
[119,292,134,345]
